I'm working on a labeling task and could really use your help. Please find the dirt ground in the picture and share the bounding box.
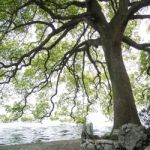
[0,139,80,150]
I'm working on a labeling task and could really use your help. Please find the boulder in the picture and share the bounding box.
[118,123,147,150]
[95,140,115,150]
[80,139,117,150]
[81,123,93,142]
[144,145,150,150]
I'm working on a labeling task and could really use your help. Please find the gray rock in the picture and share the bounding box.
[86,143,95,150]
[118,123,147,150]
[104,144,114,150]
[144,145,150,150]
[112,129,119,135]
[81,123,93,141]
[97,141,115,150]
[96,144,103,150]
[86,123,93,136]
[80,141,95,150]
[95,140,113,145]
[80,142,88,148]
[114,142,120,149]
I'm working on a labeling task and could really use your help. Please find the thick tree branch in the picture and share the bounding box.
[123,36,150,53]
[110,0,117,14]
[109,0,129,40]
[130,15,150,20]
[9,21,55,32]
[49,1,86,9]
[86,0,108,33]
[33,0,88,20]
[0,18,81,85]
[0,19,81,69]
[127,0,150,20]
[147,66,150,76]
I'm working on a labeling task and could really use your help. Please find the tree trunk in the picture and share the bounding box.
[103,40,141,129]
[86,0,141,129]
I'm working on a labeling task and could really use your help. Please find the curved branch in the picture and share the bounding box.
[81,51,92,117]
[147,66,150,76]
[130,15,150,20]
[122,36,150,53]
[33,0,88,20]
[127,0,150,20]
[110,0,117,14]
[0,19,81,85]
[9,21,55,33]
[69,53,80,120]
[0,19,80,69]
[49,1,86,9]
[86,47,101,76]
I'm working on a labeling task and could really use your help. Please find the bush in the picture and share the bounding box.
[21,116,34,122]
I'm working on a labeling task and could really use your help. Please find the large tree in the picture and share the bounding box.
[0,0,150,129]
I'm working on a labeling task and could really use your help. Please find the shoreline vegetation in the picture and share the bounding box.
[0,139,80,150]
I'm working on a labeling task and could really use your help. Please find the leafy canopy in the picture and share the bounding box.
[0,0,150,123]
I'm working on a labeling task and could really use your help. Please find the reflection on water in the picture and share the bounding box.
[0,120,112,145]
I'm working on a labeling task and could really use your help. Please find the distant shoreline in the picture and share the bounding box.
[0,139,80,150]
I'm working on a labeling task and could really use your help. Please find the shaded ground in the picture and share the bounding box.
[0,139,80,150]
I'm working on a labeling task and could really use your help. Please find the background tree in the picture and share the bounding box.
[0,0,150,130]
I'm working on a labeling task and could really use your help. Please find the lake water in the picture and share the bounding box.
[0,120,112,145]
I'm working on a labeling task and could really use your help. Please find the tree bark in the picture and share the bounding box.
[102,40,141,129]
[86,0,141,130]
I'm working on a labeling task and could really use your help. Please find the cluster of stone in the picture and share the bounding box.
[80,123,149,150]
[80,139,120,150]
[118,124,147,150]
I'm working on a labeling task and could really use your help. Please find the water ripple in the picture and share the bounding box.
[0,121,112,145]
